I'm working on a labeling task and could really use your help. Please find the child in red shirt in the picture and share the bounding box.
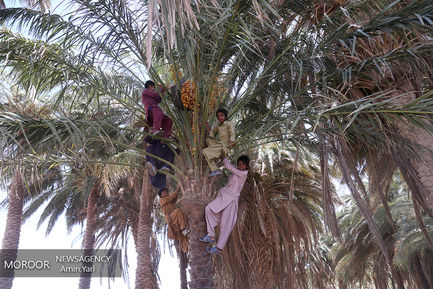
[142,80,173,138]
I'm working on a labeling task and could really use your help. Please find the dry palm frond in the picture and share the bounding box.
[336,136,391,264]
[320,133,341,240]
[333,179,433,289]
[393,195,433,288]
[311,0,348,24]
[215,161,334,289]
[146,0,200,67]
[99,149,137,197]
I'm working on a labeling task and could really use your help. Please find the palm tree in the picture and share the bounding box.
[331,195,397,289]
[319,0,433,264]
[321,0,433,208]
[393,185,433,289]
[156,3,433,279]
[0,92,145,288]
[0,162,61,289]
[0,3,287,286]
[134,170,159,289]
[0,89,62,289]
[0,0,50,11]
[0,169,24,289]
[331,172,433,289]
[2,1,433,288]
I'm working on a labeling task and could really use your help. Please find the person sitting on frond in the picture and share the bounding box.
[203,108,236,177]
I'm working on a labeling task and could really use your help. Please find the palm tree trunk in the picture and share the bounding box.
[176,247,188,289]
[135,172,158,289]
[129,177,140,248]
[0,171,25,289]
[0,0,5,9]
[413,255,431,289]
[131,218,139,248]
[180,251,188,289]
[182,201,214,289]
[391,267,406,289]
[78,184,99,289]
[391,82,433,214]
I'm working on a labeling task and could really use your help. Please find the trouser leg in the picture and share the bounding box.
[169,209,188,234]
[205,205,220,238]
[146,144,158,168]
[151,107,163,132]
[203,146,223,171]
[161,114,173,137]
[216,205,238,249]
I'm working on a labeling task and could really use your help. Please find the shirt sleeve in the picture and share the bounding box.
[142,89,162,100]
[223,158,247,177]
[209,125,218,139]
[169,190,179,202]
[228,122,235,142]
[159,190,178,206]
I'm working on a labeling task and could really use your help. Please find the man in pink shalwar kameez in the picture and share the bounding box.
[142,80,173,138]
[200,155,250,254]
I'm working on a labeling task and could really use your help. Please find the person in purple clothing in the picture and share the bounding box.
[200,155,250,255]
[142,80,173,138]
[144,136,175,188]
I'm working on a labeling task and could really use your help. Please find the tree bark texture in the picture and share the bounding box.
[135,172,158,289]
[78,184,99,289]
[391,82,433,214]
[391,267,406,289]
[0,171,25,289]
[182,200,214,289]
[413,255,431,289]
[173,243,188,289]
[178,249,188,289]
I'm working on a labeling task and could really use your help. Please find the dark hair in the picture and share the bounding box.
[158,187,168,197]
[237,155,250,169]
[216,108,228,118]
[145,80,155,88]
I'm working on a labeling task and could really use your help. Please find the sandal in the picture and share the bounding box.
[199,235,215,244]
[208,170,222,177]
[182,228,190,236]
[145,162,157,176]
[160,166,171,173]
[206,246,221,255]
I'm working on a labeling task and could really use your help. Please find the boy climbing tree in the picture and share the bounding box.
[200,155,250,254]
[142,80,173,138]
[158,185,190,253]
[203,108,236,176]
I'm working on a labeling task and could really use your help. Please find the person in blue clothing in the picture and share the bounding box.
[144,136,175,188]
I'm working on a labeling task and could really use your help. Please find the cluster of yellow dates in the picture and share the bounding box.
[180,80,197,110]
[180,80,224,112]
